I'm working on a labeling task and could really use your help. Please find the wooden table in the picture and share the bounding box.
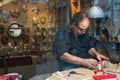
[46,67,120,80]
[46,68,94,80]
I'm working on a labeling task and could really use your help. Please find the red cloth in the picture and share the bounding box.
[93,74,116,80]
[0,74,17,80]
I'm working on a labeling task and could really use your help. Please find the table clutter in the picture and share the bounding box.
[46,61,120,80]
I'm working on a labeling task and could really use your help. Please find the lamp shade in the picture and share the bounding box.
[87,6,104,18]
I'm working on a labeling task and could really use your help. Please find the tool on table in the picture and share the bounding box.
[94,61,105,75]
[67,71,84,76]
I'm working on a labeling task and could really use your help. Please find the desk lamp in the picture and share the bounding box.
[87,0,105,41]
[87,0,104,18]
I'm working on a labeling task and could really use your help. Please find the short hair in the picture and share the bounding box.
[71,12,86,27]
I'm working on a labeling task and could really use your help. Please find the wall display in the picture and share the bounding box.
[7,23,23,38]
[0,0,60,57]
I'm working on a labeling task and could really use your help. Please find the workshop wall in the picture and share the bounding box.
[0,0,59,56]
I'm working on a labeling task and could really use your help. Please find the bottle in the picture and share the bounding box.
[94,61,105,75]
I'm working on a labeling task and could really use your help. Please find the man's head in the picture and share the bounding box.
[71,12,90,36]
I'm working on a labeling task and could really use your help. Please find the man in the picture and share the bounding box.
[54,12,109,71]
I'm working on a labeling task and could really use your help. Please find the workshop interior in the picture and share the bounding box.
[0,0,120,80]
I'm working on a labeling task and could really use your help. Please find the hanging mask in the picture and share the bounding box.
[2,12,9,23]
[21,5,28,12]
[32,7,40,14]
[40,17,46,25]
[20,12,27,23]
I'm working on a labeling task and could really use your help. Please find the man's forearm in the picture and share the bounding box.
[88,48,109,61]
[88,48,99,56]
[60,52,84,65]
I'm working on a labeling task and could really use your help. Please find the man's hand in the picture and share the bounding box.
[81,58,98,68]
[89,48,109,61]
[96,53,109,61]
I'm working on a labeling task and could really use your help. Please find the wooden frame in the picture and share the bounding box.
[70,0,81,18]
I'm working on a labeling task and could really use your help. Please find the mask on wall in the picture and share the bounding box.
[21,5,28,12]
[20,12,27,23]
[40,17,46,25]
[32,7,40,14]
[10,8,20,18]
[2,12,9,23]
